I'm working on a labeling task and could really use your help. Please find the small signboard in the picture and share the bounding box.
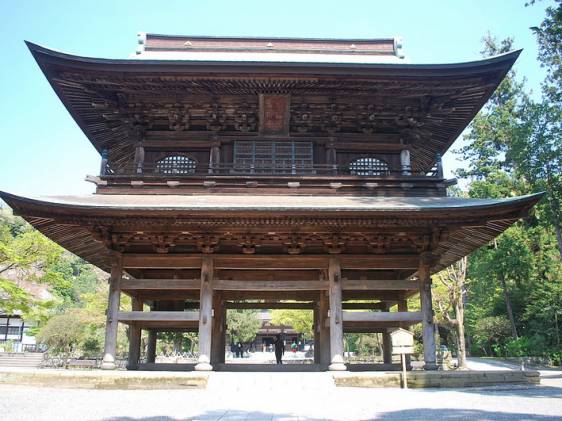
[391,328,414,354]
[390,328,414,389]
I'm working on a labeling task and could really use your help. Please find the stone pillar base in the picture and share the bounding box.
[195,362,213,371]
[329,362,347,371]
[423,362,439,371]
[100,361,116,370]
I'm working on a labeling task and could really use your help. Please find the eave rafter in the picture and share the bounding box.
[27,41,520,172]
[0,191,542,275]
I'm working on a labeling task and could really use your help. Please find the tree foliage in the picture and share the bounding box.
[226,309,261,344]
[270,309,314,339]
[452,22,562,363]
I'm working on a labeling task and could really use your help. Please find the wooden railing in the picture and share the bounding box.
[101,162,439,178]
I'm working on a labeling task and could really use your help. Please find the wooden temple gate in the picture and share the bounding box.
[111,253,428,371]
[1,34,542,372]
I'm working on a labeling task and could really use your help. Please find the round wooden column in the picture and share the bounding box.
[146,330,157,363]
[126,296,143,370]
[101,254,122,370]
[195,256,214,371]
[419,252,438,370]
[328,257,347,371]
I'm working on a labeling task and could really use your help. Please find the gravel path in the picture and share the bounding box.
[2,373,562,420]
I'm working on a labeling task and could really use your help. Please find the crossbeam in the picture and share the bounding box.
[225,301,315,309]
[342,279,417,291]
[214,280,328,291]
[342,311,422,323]
[120,279,200,290]
[118,311,199,322]
[122,254,419,270]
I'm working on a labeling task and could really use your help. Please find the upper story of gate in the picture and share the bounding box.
[27,34,520,196]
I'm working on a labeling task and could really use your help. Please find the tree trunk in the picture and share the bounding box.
[454,300,467,369]
[173,333,183,354]
[555,224,562,260]
[499,274,518,339]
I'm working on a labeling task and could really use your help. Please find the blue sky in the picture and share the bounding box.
[0,0,553,197]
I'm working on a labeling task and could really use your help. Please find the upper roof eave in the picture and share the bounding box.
[25,40,521,75]
[0,191,544,217]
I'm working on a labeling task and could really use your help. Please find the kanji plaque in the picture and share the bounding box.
[259,94,290,136]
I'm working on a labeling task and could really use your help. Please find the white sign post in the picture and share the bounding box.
[391,328,414,389]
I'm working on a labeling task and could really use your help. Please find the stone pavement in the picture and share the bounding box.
[1,371,562,420]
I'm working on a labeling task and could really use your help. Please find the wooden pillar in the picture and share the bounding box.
[382,304,392,364]
[210,291,224,365]
[219,305,227,364]
[419,252,438,370]
[328,257,346,371]
[126,296,143,370]
[101,253,122,370]
[196,256,214,371]
[319,290,331,365]
[133,142,145,174]
[314,301,320,364]
[146,330,157,363]
[209,138,221,174]
[398,299,412,369]
[400,148,411,175]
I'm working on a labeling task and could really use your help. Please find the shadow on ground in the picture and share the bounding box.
[101,411,325,421]
[419,384,562,399]
[101,407,561,421]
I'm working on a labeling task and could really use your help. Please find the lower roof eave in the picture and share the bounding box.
[0,191,544,275]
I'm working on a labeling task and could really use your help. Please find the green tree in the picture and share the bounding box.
[270,309,314,339]
[226,309,260,344]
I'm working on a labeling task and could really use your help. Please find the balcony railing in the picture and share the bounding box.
[102,162,440,178]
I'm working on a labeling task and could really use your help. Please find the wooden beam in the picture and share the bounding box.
[214,279,328,291]
[122,254,419,270]
[342,311,422,323]
[121,278,200,290]
[214,255,328,269]
[225,301,315,309]
[118,311,199,322]
[216,270,320,281]
[341,302,388,310]
[137,291,200,301]
[342,279,417,291]
[223,290,320,301]
[123,254,202,269]
[340,255,419,270]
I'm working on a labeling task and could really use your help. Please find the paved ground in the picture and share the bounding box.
[1,371,562,421]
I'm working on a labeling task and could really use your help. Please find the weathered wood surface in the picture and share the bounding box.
[118,311,199,322]
[120,278,200,290]
[121,254,419,270]
[101,254,122,370]
[226,301,315,309]
[342,311,423,323]
[213,280,328,291]
[419,253,437,370]
[341,279,417,291]
[328,257,346,371]
[196,256,214,371]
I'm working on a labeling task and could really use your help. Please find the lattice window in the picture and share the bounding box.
[234,141,313,174]
[155,155,197,175]
[349,157,390,176]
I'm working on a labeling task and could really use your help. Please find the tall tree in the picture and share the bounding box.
[435,257,469,369]
[456,34,529,179]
